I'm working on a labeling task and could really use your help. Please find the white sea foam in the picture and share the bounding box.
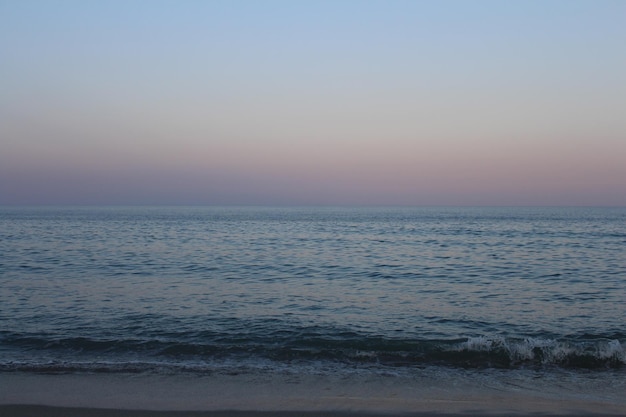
[459,336,625,366]
[463,336,505,351]
[599,339,624,360]
[508,338,556,362]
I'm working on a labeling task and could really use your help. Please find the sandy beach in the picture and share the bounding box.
[2,405,625,417]
[1,372,625,417]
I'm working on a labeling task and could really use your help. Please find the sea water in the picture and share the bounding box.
[1,206,625,404]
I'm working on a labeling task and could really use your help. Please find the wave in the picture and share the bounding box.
[1,332,624,373]
[455,336,624,368]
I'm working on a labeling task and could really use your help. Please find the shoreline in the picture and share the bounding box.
[1,372,625,417]
[1,405,625,417]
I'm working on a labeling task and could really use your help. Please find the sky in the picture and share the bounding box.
[1,0,625,206]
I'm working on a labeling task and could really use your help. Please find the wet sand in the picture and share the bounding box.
[1,405,625,417]
[1,372,624,417]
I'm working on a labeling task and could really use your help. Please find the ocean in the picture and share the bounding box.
[1,206,625,410]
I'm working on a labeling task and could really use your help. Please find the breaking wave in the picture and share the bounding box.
[2,332,623,374]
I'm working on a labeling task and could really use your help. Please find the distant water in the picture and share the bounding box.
[1,206,625,379]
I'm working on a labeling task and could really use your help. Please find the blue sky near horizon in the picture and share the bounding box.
[1,0,625,205]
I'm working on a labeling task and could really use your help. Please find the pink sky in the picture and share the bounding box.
[2,1,625,205]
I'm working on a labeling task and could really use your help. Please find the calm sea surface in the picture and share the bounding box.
[1,206,625,379]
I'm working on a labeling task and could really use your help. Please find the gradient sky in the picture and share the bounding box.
[1,0,625,205]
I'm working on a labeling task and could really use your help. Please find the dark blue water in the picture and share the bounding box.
[1,206,624,376]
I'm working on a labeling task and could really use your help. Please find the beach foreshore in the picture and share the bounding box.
[1,405,625,417]
[1,372,624,417]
